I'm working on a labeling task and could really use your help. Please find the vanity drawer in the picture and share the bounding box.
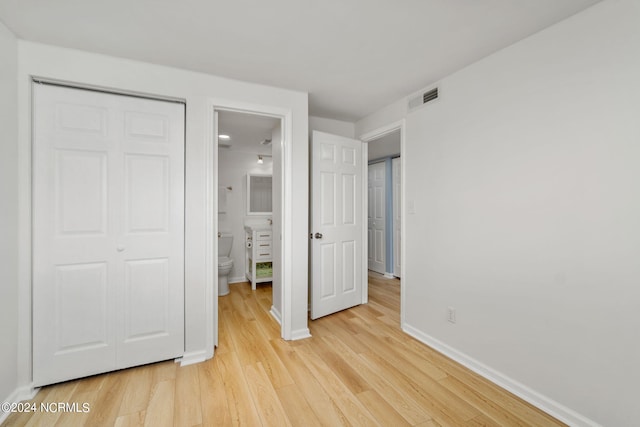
[256,230,272,241]
[254,241,272,251]
[255,249,272,260]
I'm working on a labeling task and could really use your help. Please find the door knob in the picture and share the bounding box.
[314,232,323,239]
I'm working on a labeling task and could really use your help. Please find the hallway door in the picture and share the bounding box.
[310,131,366,319]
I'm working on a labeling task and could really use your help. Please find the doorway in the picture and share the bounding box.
[366,129,401,279]
[213,109,284,347]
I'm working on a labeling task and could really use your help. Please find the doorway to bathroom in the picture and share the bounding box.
[215,109,283,347]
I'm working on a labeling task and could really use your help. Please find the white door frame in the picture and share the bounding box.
[207,99,294,355]
[359,120,406,327]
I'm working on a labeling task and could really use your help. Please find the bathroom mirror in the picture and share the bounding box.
[247,174,272,215]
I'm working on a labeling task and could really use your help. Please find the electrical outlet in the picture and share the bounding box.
[407,200,416,214]
[447,307,456,323]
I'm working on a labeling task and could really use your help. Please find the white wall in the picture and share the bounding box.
[0,20,19,414]
[357,1,639,426]
[309,115,355,138]
[17,41,309,384]
[218,150,273,282]
[368,130,401,161]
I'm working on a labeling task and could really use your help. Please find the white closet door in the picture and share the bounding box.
[367,162,385,274]
[33,84,185,386]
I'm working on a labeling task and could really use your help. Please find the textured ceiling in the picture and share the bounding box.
[0,0,600,121]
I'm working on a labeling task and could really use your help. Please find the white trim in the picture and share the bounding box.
[209,99,293,343]
[227,276,246,285]
[31,77,186,104]
[290,328,312,340]
[177,350,208,367]
[270,306,282,325]
[402,323,601,427]
[359,119,406,327]
[360,119,405,143]
[361,141,369,304]
[206,109,217,356]
[383,272,395,279]
[0,385,39,425]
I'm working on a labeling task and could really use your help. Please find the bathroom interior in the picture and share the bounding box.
[217,110,281,297]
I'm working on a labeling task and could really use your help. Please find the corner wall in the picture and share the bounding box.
[0,20,19,420]
[357,1,640,425]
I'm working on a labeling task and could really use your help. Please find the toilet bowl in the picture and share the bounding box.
[218,232,234,296]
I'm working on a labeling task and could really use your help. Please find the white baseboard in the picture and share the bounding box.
[402,323,600,427]
[1,385,39,424]
[290,328,312,340]
[383,272,395,279]
[177,350,208,367]
[228,276,246,285]
[270,306,282,325]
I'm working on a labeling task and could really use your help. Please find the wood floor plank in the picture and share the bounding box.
[24,380,78,427]
[118,364,153,416]
[359,350,479,426]
[79,370,128,427]
[143,380,174,427]
[114,410,146,427]
[174,364,202,427]
[275,384,323,427]
[215,351,262,426]
[309,335,372,394]
[270,338,351,426]
[320,333,431,425]
[295,342,381,427]
[244,362,292,427]
[198,358,233,427]
[356,389,411,427]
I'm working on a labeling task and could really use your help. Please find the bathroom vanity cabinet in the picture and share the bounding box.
[244,226,273,290]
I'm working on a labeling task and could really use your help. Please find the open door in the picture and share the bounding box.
[310,131,366,319]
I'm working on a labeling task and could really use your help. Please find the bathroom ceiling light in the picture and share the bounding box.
[218,134,230,140]
[257,155,264,164]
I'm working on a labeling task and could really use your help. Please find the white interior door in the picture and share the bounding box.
[310,131,365,319]
[367,161,385,274]
[33,84,185,386]
[392,157,401,277]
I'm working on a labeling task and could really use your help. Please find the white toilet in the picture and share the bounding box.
[218,232,234,296]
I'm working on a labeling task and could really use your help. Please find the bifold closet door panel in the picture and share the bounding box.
[32,84,185,387]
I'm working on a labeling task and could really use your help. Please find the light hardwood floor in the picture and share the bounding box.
[4,273,565,426]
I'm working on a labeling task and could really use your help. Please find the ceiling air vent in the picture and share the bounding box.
[408,87,439,110]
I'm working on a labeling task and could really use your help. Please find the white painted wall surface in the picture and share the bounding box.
[17,41,309,385]
[218,150,273,282]
[0,20,19,413]
[357,1,639,426]
[309,115,355,138]
[367,133,400,161]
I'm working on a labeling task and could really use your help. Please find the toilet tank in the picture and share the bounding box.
[218,232,233,257]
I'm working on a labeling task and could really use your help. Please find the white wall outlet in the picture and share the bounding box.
[407,200,416,214]
[447,307,456,323]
